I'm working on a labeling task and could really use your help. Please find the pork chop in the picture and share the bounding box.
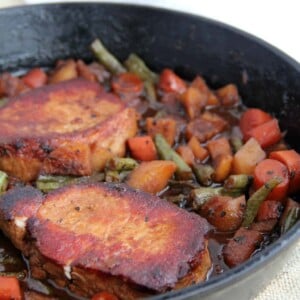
[0,79,137,181]
[0,183,211,299]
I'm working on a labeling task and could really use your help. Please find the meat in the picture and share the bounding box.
[0,183,211,299]
[0,79,137,181]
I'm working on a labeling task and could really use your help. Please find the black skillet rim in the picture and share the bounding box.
[0,2,299,299]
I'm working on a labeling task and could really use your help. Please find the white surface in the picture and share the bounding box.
[24,0,300,63]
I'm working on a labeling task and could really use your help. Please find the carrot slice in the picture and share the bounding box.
[158,69,187,94]
[176,145,195,166]
[239,108,272,139]
[245,119,281,148]
[213,154,233,182]
[187,136,209,161]
[112,72,143,96]
[269,149,300,194]
[127,136,157,161]
[253,159,289,202]
[0,277,22,300]
[126,160,176,194]
[22,68,47,88]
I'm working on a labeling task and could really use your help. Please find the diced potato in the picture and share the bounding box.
[207,137,232,160]
[176,145,195,166]
[213,154,233,182]
[126,160,176,194]
[233,138,266,175]
[201,195,246,231]
[216,83,240,106]
[146,117,177,145]
[48,59,78,84]
[188,136,209,161]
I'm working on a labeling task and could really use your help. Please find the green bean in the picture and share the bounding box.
[0,170,8,193]
[108,157,138,172]
[281,207,300,234]
[0,270,27,280]
[191,187,223,210]
[224,174,253,190]
[36,173,105,192]
[154,134,193,179]
[144,80,157,102]
[36,175,74,192]
[91,38,126,74]
[124,53,158,83]
[230,136,243,153]
[192,164,214,186]
[242,177,283,227]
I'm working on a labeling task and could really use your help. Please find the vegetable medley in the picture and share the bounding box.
[0,38,299,299]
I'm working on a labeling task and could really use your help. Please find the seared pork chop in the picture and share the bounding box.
[0,183,211,299]
[0,79,137,181]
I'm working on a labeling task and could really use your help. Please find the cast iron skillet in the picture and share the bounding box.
[0,3,299,300]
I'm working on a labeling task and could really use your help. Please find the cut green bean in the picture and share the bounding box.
[281,207,300,234]
[124,53,158,83]
[144,80,157,102]
[91,39,126,74]
[224,174,253,190]
[230,136,243,153]
[36,173,105,192]
[242,177,283,227]
[154,134,193,179]
[0,270,27,280]
[108,157,138,172]
[191,187,223,210]
[193,164,214,186]
[0,170,8,193]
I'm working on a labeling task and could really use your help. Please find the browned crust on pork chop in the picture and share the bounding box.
[0,183,211,299]
[0,79,137,181]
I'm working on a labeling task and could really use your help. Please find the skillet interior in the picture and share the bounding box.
[0,3,299,299]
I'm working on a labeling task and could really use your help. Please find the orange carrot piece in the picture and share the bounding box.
[126,160,176,194]
[246,119,281,148]
[239,108,272,139]
[188,136,209,161]
[127,136,157,161]
[158,68,187,94]
[22,68,47,88]
[146,117,177,146]
[232,138,266,175]
[216,83,240,106]
[253,159,289,202]
[207,137,232,160]
[269,149,300,194]
[180,86,207,119]
[176,145,195,166]
[112,72,143,96]
[213,154,233,182]
[0,277,22,300]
